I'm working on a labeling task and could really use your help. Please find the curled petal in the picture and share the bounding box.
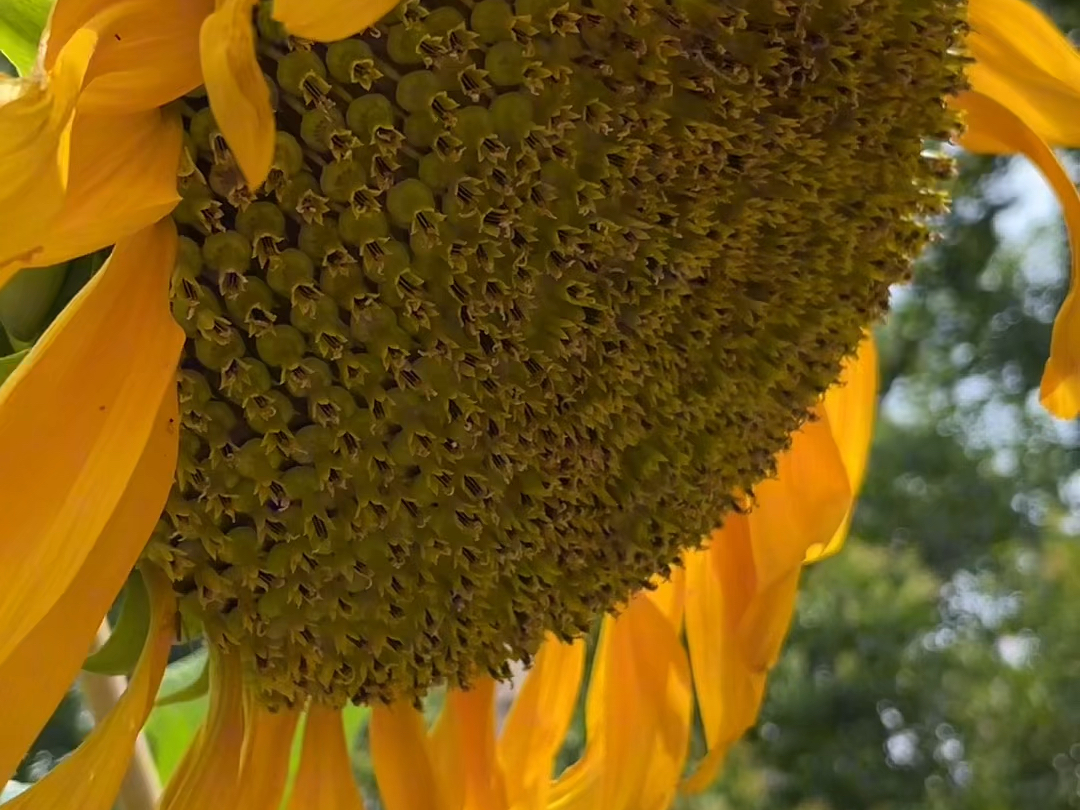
[804,336,879,563]
[273,0,398,41]
[956,90,1080,418]
[47,0,213,113]
[5,566,176,810]
[201,0,275,187]
[18,107,183,269]
[0,28,97,272]
[964,0,1080,150]
[498,636,585,810]
[0,391,179,785]
[0,221,184,672]
[558,579,691,810]
[681,521,765,794]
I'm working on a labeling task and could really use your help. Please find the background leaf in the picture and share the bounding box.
[0,0,52,76]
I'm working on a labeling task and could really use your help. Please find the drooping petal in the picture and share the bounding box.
[47,0,212,114]
[4,566,175,810]
[0,28,96,272]
[964,0,1080,150]
[430,680,508,810]
[370,701,445,810]
[804,336,879,563]
[200,0,275,187]
[234,696,300,810]
[742,403,851,604]
[287,704,366,810]
[0,389,178,784]
[0,220,183,667]
[272,0,398,41]
[681,520,765,793]
[17,107,183,269]
[956,90,1080,418]
[498,636,585,810]
[159,649,245,810]
[560,578,691,810]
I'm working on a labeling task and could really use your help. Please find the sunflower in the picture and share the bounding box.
[0,0,1077,807]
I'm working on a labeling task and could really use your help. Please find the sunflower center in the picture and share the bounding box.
[147,0,965,707]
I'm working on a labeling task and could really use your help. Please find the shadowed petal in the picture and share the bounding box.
[200,0,275,187]
[957,90,1080,418]
[5,566,176,810]
[0,221,184,671]
[273,0,398,41]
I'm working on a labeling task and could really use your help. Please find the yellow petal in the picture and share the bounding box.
[235,696,301,810]
[430,680,508,810]
[5,565,176,810]
[48,0,212,113]
[0,220,184,667]
[956,90,1080,418]
[681,522,766,794]
[272,0,398,41]
[0,28,97,272]
[287,704,366,810]
[804,336,879,563]
[588,582,692,810]
[370,701,445,810]
[498,636,585,810]
[200,0,275,187]
[0,388,178,784]
[739,402,851,615]
[963,0,1080,150]
[18,108,182,269]
[159,649,246,810]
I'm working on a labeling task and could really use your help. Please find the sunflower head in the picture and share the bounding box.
[145,0,967,708]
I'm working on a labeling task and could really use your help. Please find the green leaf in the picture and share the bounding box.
[0,0,52,76]
[0,263,69,342]
[0,349,29,387]
[144,692,208,784]
[155,647,210,707]
[82,571,150,676]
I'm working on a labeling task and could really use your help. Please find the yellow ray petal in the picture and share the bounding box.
[498,635,585,810]
[804,336,879,564]
[17,108,182,270]
[963,0,1080,150]
[5,565,176,810]
[272,0,398,41]
[744,403,851,595]
[235,696,301,810]
[736,411,849,674]
[0,389,178,784]
[200,0,275,187]
[47,0,212,114]
[575,582,691,810]
[0,220,184,667]
[287,704,366,810]
[956,90,1080,418]
[159,649,246,810]
[0,28,97,273]
[370,701,445,810]
[431,680,508,810]
[681,520,766,794]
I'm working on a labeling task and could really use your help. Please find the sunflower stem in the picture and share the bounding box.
[77,621,162,810]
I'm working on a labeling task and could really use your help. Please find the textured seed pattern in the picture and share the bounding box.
[146,0,966,707]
